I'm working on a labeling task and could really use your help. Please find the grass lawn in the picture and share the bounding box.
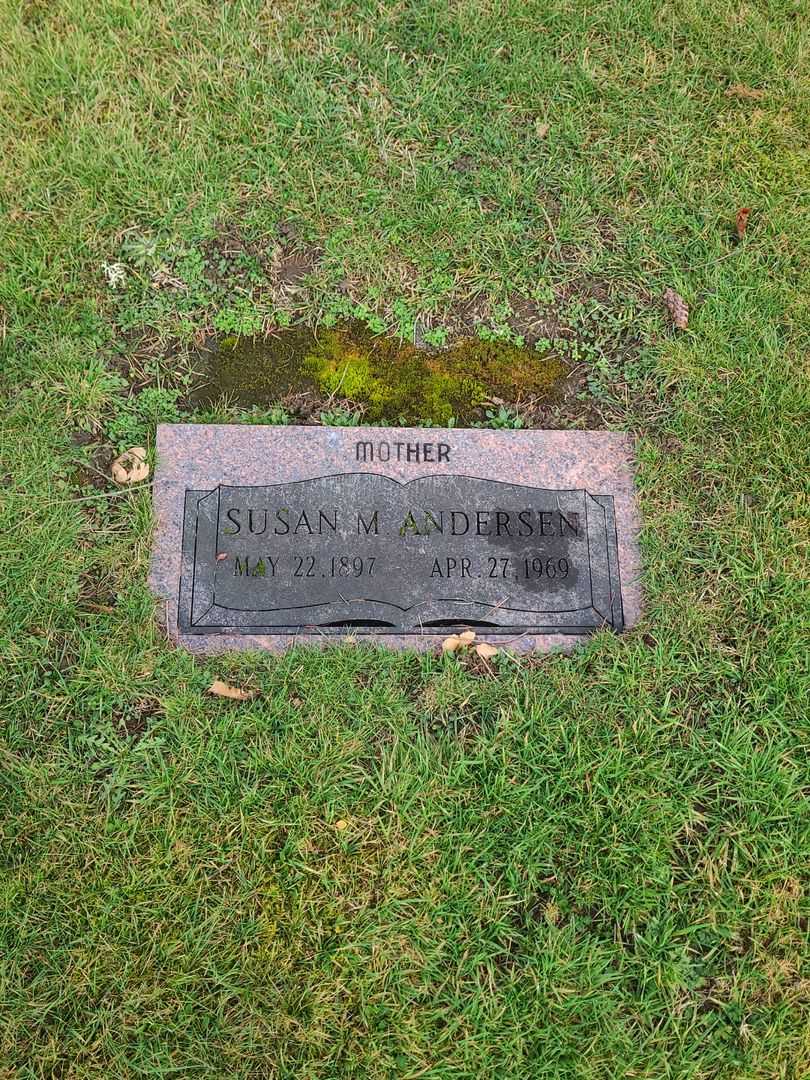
[1,0,809,1075]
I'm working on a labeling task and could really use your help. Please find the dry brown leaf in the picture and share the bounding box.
[535,120,550,138]
[207,679,256,701]
[736,207,751,239]
[458,630,477,644]
[475,642,499,659]
[663,288,689,330]
[725,84,765,101]
[216,552,229,561]
[111,446,149,485]
[335,819,348,831]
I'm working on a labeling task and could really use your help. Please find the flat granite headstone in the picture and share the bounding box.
[150,424,642,653]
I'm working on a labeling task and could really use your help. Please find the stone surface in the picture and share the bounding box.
[150,424,642,653]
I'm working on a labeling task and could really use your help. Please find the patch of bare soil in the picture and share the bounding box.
[270,243,323,294]
[199,222,257,289]
[201,219,323,304]
[115,698,161,740]
[72,439,115,492]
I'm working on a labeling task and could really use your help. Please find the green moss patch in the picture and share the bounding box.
[193,322,569,424]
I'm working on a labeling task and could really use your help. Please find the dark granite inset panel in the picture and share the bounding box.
[175,475,624,636]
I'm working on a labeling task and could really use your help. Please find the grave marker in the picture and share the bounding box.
[150,425,641,652]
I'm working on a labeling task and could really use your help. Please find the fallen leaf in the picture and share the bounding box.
[736,207,751,239]
[663,288,689,330]
[335,819,348,830]
[458,630,477,644]
[111,446,149,484]
[207,679,256,701]
[535,120,550,138]
[216,552,229,561]
[725,84,765,101]
[475,642,499,659]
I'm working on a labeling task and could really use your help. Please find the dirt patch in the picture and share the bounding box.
[451,153,476,174]
[73,442,116,492]
[116,698,161,740]
[199,222,260,289]
[505,295,563,343]
[441,295,492,341]
[200,219,322,303]
[108,330,188,395]
[556,276,615,306]
[273,247,321,289]
[276,219,299,242]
